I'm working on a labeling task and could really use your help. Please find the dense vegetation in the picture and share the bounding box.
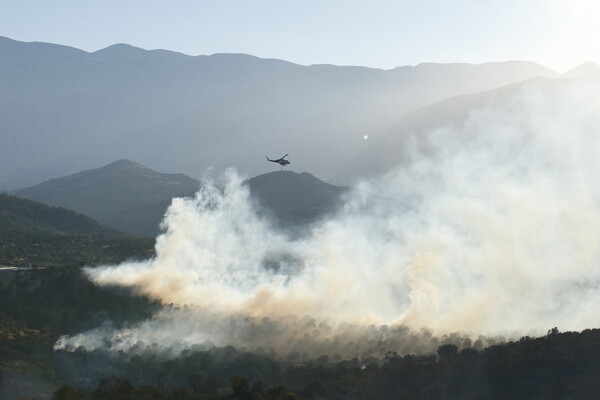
[0,195,121,237]
[0,194,154,267]
[0,231,154,268]
[2,193,600,399]
[2,266,600,399]
[47,328,600,399]
[0,266,160,399]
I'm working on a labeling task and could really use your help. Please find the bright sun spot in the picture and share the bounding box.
[363,135,369,140]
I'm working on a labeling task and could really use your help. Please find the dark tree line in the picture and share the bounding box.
[3,267,600,399]
[43,327,600,400]
[0,266,160,399]
[0,231,154,268]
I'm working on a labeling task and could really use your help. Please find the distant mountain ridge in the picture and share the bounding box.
[350,76,596,177]
[12,160,346,237]
[0,35,562,189]
[563,61,600,78]
[12,159,199,237]
[246,171,346,226]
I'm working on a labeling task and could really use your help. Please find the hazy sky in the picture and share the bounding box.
[2,0,600,71]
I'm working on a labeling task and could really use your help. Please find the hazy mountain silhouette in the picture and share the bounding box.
[246,171,346,227]
[563,62,600,78]
[12,160,199,237]
[0,194,122,237]
[0,36,558,189]
[351,77,569,176]
[12,159,346,237]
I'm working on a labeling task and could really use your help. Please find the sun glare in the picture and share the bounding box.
[537,0,600,72]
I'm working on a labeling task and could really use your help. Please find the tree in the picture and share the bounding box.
[230,376,266,400]
[92,377,134,400]
[437,344,458,361]
[52,385,89,400]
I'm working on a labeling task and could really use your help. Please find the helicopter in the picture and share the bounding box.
[266,154,291,170]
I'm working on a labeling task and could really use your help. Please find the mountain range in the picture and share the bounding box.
[12,159,198,237]
[12,160,346,237]
[4,36,596,190]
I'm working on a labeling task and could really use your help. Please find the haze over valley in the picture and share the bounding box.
[5,35,595,190]
[3,3,600,396]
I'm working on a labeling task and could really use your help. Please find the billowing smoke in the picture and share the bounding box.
[56,78,600,357]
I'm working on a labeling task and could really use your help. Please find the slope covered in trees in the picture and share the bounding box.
[0,194,121,237]
[13,165,346,237]
[2,265,600,399]
[48,328,600,399]
[246,171,346,228]
[0,266,160,400]
[0,194,154,267]
[12,160,199,237]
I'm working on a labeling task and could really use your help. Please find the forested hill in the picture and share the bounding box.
[12,159,199,237]
[0,194,121,237]
[246,171,346,227]
[12,165,345,237]
[0,194,154,268]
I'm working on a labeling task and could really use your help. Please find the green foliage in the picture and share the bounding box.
[436,344,458,360]
[0,266,160,399]
[52,384,88,400]
[45,327,600,400]
[0,193,155,267]
[2,256,600,399]
[0,231,154,267]
[0,194,122,237]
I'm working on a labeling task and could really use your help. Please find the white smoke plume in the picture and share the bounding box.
[56,78,600,357]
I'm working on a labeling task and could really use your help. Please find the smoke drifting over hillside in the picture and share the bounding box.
[57,79,600,357]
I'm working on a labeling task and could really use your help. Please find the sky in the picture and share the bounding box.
[1,0,600,72]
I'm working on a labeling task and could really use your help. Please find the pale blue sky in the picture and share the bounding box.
[2,0,599,71]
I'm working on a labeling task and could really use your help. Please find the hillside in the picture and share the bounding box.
[246,171,346,226]
[350,77,571,177]
[0,36,558,189]
[13,159,199,237]
[0,194,120,237]
[13,162,344,237]
[0,194,154,267]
